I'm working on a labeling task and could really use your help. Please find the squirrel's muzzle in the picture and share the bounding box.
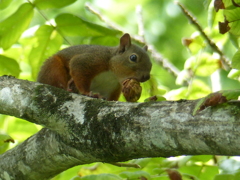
[139,74,150,82]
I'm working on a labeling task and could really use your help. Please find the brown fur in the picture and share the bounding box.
[37,33,152,101]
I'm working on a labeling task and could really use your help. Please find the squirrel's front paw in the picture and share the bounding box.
[87,92,105,100]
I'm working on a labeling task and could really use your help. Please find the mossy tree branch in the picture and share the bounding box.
[0,76,240,179]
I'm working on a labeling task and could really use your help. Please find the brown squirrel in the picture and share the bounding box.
[37,33,152,101]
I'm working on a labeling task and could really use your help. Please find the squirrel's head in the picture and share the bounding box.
[111,33,152,83]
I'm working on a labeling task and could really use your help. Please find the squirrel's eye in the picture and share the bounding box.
[129,54,138,62]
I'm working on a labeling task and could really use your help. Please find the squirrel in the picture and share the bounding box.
[37,33,152,101]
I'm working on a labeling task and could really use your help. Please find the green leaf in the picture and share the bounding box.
[234,171,240,180]
[193,97,207,116]
[0,133,14,154]
[120,171,151,179]
[33,0,77,9]
[195,53,220,76]
[0,3,34,50]
[28,25,63,80]
[189,155,213,163]
[188,79,212,99]
[0,55,21,77]
[192,90,240,115]
[185,35,205,55]
[229,33,239,48]
[199,166,219,180]
[184,53,220,77]
[228,69,240,80]
[89,36,119,46]
[179,165,201,178]
[221,89,240,100]
[80,174,121,180]
[214,174,234,180]
[55,13,121,37]
[231,49,240,69]
[7,118,41,143]
[176,70,190,85]
[0,0,12,10]
[224,6,240,36]
[208,5,217,28]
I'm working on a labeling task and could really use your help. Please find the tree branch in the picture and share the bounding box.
[136,5,146,43]
[176,2,230,69]
[1,76,240,179]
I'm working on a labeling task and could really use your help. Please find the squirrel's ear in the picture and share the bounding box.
[143,45,148,51]
[119,33,131,53]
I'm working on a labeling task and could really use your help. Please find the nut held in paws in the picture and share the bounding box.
[122,79,142,102]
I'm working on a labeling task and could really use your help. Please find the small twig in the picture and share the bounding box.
[27,0,72,45]
[149,45,182,79]
[176,1,230,69]
[110,162,141,168]
[136,5,146,43]
[85,2,123,31]
[132,6,182,81]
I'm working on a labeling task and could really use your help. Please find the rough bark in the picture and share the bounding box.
[0,76,240,179]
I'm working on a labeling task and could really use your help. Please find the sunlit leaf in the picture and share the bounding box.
[7,118,41,142]
[195,54,220,76]
[188,79,212,99]
[208,5,217,28]
[214,174,234,180]
[224,7,240,36]
[166,87,188,100]
[0,133,14,154]
[0,55,21,77]
[228,69,240,80]
[189,155,213,163]
[55,13,121,37]
[232,0,240,7]
[184,53,220,77]
[28,25,63,80]
[229,19,240,36]
[33,0,77,9]
[0,3,33,50]
[120,171,151,179]
[199,166,219,180]
[89,36,119,46]
[179,165,201,178]
[229,32,239,48]
[234,171,240,180]
[183,34,205,54]
[231,49,240,69]
[223,0,240,9]
[80,174,121,180]
[193,89,240,115]
[0,0,12,10]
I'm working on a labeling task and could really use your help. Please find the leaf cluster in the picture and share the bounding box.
[54,156,240,180]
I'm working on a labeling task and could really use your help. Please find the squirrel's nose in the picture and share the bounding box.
[140,74,150,82]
